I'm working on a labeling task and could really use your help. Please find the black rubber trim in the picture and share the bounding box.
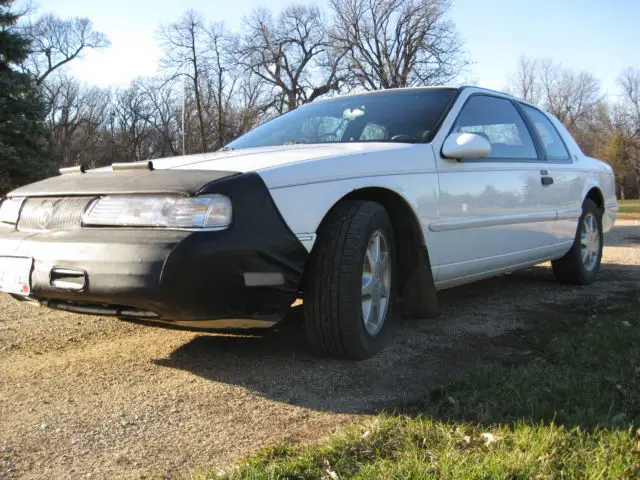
[424,87,464,143]
[7,169,240,197]
[160,172,309,320]
[512,99,547,161]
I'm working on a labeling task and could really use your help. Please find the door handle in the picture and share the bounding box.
[541,176,554,186]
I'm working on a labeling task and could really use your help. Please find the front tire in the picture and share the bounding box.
[552,198,603,285]
[304,201,395,360]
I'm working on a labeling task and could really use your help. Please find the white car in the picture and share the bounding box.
[0,86,618,359]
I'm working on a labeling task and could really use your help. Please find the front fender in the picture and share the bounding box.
[267,174,439,253]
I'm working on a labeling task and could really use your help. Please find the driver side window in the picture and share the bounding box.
[453,95,539,160]
[359,123,388,141]
[300,116,348,142]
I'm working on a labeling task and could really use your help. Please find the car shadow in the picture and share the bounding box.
[154,259,640,418]
[604,224,640,247]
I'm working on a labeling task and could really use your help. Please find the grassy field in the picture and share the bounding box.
[202,298,640,479]
[619,199,640,215]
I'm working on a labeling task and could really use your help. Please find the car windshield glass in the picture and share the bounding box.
[226,89,457,150]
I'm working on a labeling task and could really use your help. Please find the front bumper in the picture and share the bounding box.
[0,226,306,324]
[0,173,309,326]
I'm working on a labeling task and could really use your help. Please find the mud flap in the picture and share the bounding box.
[398,245,439,319]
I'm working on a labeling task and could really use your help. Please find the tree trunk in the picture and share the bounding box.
[190,28,207,153]
[194,82,207,153]
[286,90,297,112]
[217,70,224,149]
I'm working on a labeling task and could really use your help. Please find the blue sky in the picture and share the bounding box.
[24,0,640,97]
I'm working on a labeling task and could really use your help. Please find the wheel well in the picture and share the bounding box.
[585,187,604,212]
[313,187,439,318]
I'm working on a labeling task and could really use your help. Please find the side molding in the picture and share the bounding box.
[295,233,317,252]
[429,210,557,232]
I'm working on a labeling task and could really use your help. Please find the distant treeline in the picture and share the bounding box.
[0,0,638,198]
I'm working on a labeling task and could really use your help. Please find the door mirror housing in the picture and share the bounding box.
[442,132,491,160]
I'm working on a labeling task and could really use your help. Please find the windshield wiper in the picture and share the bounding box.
[218,146,234,152]
[282,141,305,145]
[388,136,424,144]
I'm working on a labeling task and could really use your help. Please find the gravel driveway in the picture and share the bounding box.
[1,220,639,479]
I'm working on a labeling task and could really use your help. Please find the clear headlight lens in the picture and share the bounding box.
[0,197,25,225]
[83,195,232,229]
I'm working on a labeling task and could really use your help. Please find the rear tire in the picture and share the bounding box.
[304,201,395,360]
[552,198,603,285]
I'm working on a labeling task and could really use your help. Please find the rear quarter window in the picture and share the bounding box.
[520,104,570,160]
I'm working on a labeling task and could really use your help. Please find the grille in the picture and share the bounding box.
[18,197,95,232]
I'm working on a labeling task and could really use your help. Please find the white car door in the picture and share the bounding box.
[430,93,556,288]
[518,104,583,255]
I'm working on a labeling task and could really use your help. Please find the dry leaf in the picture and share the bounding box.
[323,459,339,480]
[481,432,499,445]
[537,448,556,462]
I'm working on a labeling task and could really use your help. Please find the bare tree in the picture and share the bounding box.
[137,78,181,157]
[329,0,468,90]
[239,5,343,113]
[21,14,110,85]
[572,100,611,157]
[158,10,210,153]
[112,80,153,162]
[613,68,640,196]
[232,72,270,137]
[507,57,603,134]
[204,22,240,148]
[43,74,111,167]
[509,56,540,103]
[617,67,640,136]
[538,59,601,131]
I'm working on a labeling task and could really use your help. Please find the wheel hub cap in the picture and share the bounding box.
[580,213,600,271]
[361,230,391,336]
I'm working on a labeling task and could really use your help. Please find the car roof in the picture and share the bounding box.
[313,85,517,102]
[312,85,558,120]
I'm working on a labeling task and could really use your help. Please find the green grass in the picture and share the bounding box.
[199,300,640,480]
[619,199,640,214]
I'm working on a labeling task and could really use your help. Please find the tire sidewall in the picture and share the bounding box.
[575,199,604,283]
[343,207,396,358]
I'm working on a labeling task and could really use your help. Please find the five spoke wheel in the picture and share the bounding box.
[361,230,391,336]
[552,198,603,285]
[580,212,600,272]
[304,200,395,359]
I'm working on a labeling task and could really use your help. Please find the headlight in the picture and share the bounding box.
[82,194,232,229]
[0,197,25,225]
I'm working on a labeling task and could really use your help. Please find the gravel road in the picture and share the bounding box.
[1,220,639,479]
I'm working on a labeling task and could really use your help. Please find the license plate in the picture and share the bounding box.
[0,257,33,295]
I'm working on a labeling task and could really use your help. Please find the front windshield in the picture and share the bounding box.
[226,89,457,150]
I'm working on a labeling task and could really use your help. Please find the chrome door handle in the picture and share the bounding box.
[541,176,554,186]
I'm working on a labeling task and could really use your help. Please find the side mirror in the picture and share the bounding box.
[442,132,491,160]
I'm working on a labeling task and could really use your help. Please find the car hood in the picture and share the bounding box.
[142,142,411,173]
[6,143,413,197]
